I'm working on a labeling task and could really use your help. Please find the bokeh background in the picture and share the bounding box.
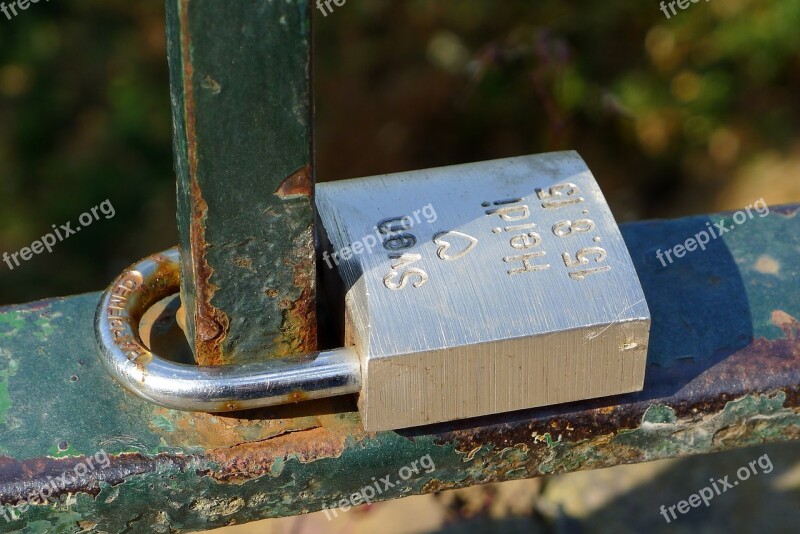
[0,0,798,532]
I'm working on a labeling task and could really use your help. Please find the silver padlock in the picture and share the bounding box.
[95,151,650,431]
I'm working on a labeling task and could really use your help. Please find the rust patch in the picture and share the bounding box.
[271,238,317,357]
[146,403,352,450]
[274,164,312,199]
[149,409,277,449]
[180,0,228,366]
[188,163,230,362]
[276,280,317,356]
[202,426,348,483]
[287,390,309,403]
[234,256,253,270]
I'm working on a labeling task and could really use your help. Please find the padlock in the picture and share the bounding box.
[95,151,650,431]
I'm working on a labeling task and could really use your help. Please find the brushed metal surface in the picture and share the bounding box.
[316,151,650,431]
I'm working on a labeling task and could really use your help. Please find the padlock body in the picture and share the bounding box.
[317,152,650,431]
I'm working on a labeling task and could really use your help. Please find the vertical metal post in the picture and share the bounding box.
[165,0,316,365]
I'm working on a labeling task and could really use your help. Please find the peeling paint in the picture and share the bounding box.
[772,311,799,341]
[755,255,780,274]
[200,74,221,95]
[189,496,244,521]
[0,206,797,531]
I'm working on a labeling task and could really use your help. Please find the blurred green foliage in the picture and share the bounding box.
[0,1,174,303]
[1,0,799,304]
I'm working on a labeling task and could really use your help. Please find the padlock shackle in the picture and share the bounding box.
[94,248,361,412]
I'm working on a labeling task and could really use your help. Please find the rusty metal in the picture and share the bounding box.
[0,206,798,531]
[166,0,316,366]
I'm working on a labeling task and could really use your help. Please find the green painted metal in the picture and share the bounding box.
[167,0,316,366]
[0,206,798,532]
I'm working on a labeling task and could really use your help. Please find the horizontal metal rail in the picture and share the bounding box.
[0,206,798,532]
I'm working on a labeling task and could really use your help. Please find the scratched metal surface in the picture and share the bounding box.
[0,207,798,532]
[167,0,316,366]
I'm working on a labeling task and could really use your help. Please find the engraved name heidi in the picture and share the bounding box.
[105,272,150,362]
[380,181,613,290]
[483,182,611,280]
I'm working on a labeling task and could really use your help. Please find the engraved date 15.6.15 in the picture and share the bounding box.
[485,182,612,281]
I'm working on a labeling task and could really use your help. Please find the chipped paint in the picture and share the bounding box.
[755,255,780,274]
[189,496,244,521]
[200,75,221,95]
[772,311,799,340]
[0,206,797,531]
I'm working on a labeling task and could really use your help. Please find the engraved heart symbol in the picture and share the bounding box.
[433,231,478,261]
